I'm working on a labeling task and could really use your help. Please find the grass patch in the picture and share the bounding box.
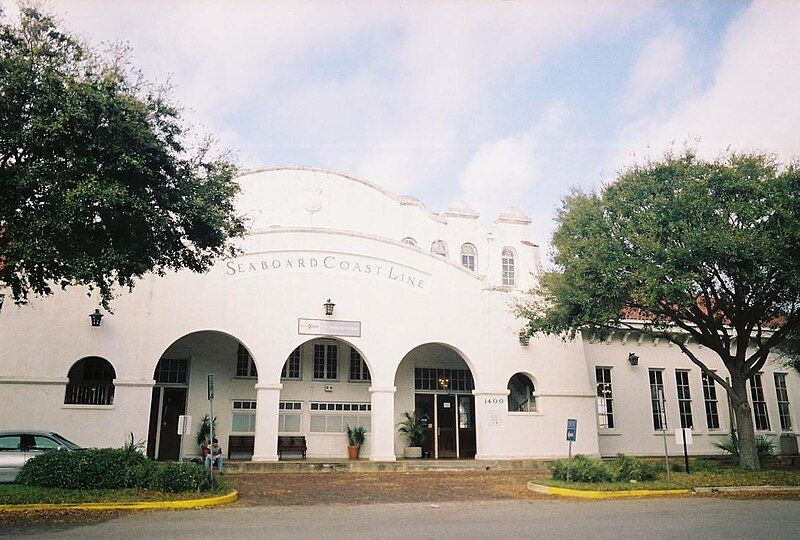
[0,484,229,505]
[537,469,800,492]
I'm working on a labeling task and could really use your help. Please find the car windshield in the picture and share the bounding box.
[52,434,81,450]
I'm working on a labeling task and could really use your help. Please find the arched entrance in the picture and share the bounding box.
[147,330,257,461]
[394,343,477,459]
[275,337,373,459]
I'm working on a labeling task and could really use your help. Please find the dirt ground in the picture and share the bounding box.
[229,469,553,506]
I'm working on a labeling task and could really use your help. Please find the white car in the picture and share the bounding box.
[0,431,81,482]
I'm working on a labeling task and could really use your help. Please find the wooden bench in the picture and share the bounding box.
[277,435,307,459]
[228,435,255,459]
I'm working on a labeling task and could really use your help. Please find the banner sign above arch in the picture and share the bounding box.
[224,250,431,293]
[298,318,361,337]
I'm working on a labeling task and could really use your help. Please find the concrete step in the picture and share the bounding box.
[225,458,554,474]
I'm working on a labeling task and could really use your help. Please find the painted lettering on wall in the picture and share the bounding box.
[223,250,432,293]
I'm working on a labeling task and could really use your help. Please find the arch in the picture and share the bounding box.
[401,237,417,246]
[395,341,479,387]
[150,329,260,379]
[274,335,375,385]
[501,246,516,286]
[507,372,536,412]
[65,356,116,405]
[460,243,477,272]
[431,240,448,257]
[394,342,479,459]
[148,330,258,461]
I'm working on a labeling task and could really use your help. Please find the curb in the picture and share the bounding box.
[0,490,238,513]
[527,482,690,499]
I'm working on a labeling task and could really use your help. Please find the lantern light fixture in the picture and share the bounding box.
[89,309,104,327]
[323,299,335,316]
[519,328,530,346]
[628,352,640,366]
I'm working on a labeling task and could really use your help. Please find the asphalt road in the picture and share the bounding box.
[5,498,800,539]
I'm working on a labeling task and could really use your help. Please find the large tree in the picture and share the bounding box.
[522,150,800,470]
[0,6,245,307]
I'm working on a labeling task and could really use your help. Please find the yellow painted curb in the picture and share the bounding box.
[527,482,689,499]
[0,490,238,513]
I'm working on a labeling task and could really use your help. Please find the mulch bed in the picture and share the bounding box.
[229,470,552,506]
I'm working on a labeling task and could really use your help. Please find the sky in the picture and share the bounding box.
[2,0,799,248]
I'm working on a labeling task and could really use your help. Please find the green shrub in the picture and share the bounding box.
[18,445,208,493]
[609,454,658,482]
[18,448,145,489]
[147,461,203,493]
[550,455,613,483]
[713,433,775,459]
[690,459,718,472]
[551,454,660,483]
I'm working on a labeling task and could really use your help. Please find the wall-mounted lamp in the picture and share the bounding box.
[628,352,639,366]
[323,299,335,316]
[90,308,104,327]
[519,328,530,346]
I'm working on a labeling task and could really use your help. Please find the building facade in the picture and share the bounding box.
[0,167,797,461]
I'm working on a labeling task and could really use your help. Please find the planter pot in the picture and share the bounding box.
[404,446,422,459]
[347,445,361,460]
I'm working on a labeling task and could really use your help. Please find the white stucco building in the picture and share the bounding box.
[1,167,798,461]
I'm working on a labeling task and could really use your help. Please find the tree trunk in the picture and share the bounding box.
[730,375,760,471]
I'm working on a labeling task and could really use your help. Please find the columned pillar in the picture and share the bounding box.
[252,382,282,462]
[473,389,510,460]
[369,386,397,461]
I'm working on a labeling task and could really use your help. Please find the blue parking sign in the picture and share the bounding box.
[566,418,577,441]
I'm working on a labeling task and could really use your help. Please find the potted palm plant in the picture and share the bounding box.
[346,425,366,459]
[398,411,426,458]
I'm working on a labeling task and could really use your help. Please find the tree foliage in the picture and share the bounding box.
[522,150,800,469]
[0,6,246,307]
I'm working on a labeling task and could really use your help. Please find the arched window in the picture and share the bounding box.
[507,373,536,412]
[460,243,477,271]
[65,357,116,405]
[401,237,417,246]
[431,240,448,257]
[501,247,516,286]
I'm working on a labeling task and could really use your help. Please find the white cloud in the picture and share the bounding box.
[3,0,653,199]
[458,102,571,223]
[621,26,694,113]
[613,1,800,170]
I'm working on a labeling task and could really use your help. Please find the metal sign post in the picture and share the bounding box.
[658,387,670,482]
[177,414,192,462]
[675,428,693,474]
[566,418,577,482]
[207,374,215,481]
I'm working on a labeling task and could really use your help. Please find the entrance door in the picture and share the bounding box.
[147,387,187,461]
[437,394,457,458]
[457,395,476,458]
[415,394,435,459]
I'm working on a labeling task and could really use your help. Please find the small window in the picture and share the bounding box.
[154,357,188,384]
[775,373,792,431]
[31,436,61,452]
[401,237,417,246]
[675,370,693,429]
[460,243,477,271]
[649,369,666,430]
[595,367,614,429]
[349,348,371,381]
[431,240,448,257]
[702,372,720,430]
[236,344,258,378]
[65,357,115,405]
[750,373,770,431]
[507,373,536,412]
[501,247,516,286]
[313,343,338,380]
[281,347,301,380]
